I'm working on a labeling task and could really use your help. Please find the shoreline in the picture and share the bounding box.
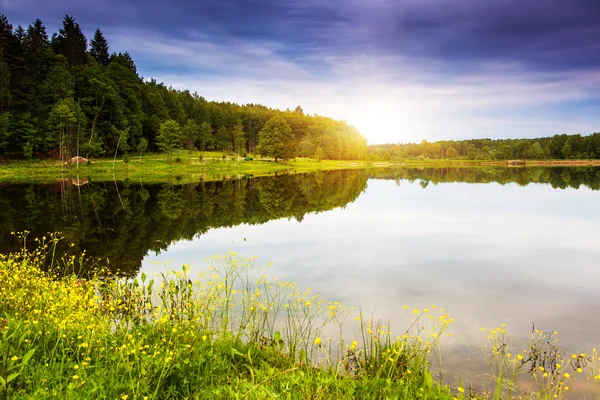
[1,152,599,184]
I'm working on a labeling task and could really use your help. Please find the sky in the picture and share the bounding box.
[3,0,600,144]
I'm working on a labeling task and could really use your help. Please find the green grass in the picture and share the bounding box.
[0,151,380,184]
[0,235,459,399]
[1,233,599,399]
[1,151,598,184]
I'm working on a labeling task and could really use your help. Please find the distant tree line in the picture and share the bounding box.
[0,14,367,161]
[369,133,600,161]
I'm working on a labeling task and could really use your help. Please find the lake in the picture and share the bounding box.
[2,166,600,384]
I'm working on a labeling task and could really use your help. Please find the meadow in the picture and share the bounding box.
[0,151,377,184]
[1,232,599,399]
[1,150,598,185]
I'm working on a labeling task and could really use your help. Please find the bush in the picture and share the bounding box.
[175,157,182,163]
[22,142,33,160]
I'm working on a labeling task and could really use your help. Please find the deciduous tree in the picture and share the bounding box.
[156,119,182,161]
[256,116,293,162]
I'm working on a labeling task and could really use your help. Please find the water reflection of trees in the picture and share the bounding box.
[0,166,598,275]
[371,167,600,190]
[0,170,369,275]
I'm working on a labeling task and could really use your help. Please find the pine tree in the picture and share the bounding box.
[51,15,88,66]
[0,14,27,107]
[14,25,25,45]
[0,14,15,51]
[24,19,50,62]
[27,19,49,46]
[0,49,10,113]
[89,29,110,66]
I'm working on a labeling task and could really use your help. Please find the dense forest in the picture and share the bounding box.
[0,14,367,161]
[368,133,600,161]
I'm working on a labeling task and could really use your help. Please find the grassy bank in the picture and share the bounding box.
[0,151,379,184]
[1,151,599,184]
[1,233,599,399]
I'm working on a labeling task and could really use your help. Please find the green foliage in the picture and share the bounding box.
[182,118,199,150]
[446,146,458,158]
[156,119,182,161]
[80,135,103,157]
[198,121,214,151]
[0,48,10,113]
[89,28,110,66]
[51,15,88,66]
[22,141,33,159]
[256,116,294,161]
[314,146,324,161]
[233,120,246,156]
[0,13,366,161]
[0,111,11,151]
[49,97,86,161]
[136,137,148,161]
[215,125,232,153]
[369,132,600,161]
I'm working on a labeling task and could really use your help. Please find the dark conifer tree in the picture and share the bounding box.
[14,25,25,44]
[25,19,49,51]
[0,14,15,50]
[51,15,87,66]
[89,28,110,66]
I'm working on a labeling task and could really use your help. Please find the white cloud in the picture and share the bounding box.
[107,28,600,144]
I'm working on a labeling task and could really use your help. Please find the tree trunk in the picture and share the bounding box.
[86,113,100,157]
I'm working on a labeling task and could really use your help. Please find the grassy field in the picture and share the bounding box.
[0,151,382,184]
[1,233,598,399]
[2,151,599,184]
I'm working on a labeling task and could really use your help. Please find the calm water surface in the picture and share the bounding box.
[2,167,600,383]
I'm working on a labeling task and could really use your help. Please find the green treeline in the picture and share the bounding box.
[0,170,369,274]
[0,14,367,161]
[369,134,600,161]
